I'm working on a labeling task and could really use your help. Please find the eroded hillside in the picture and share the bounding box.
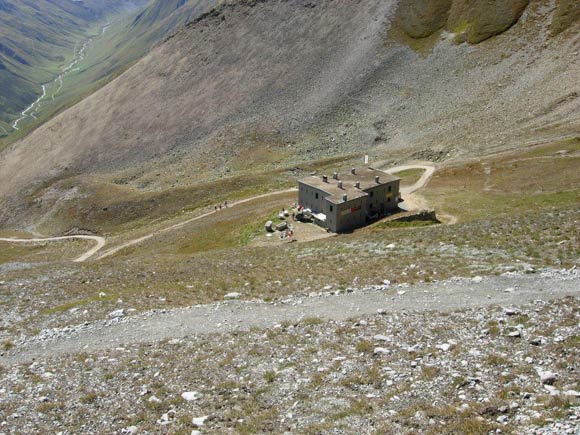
[0,0,579,231]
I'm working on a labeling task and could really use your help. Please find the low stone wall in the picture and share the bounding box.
[388,209,439,224]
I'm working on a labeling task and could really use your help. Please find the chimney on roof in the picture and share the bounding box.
[322,175,328,183]
[351,167,356,175]
[355,181,360,189]
[338,181,343,189]
[333,172,338,180]
[375,175,380,183]
[342,194,348,202]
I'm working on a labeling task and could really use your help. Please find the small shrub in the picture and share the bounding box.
[263,370,277,383]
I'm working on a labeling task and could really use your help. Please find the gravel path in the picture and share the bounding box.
[3,268,578,365]
[96,188,298,260]
[0,235,105,263]
[384,163,436,195]
[0,165,436,264]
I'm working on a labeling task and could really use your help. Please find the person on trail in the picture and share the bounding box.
[214,205,218,211]
[219,204,222,210]
[225,200,228,208]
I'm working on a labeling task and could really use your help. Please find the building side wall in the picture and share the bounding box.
[299,178,401,233]
[298,182,329,215]
[365,180,400,215]
[335,196,367,232]
[322,200,338,232]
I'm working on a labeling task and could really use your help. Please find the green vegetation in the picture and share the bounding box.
[394,168,425,186]
[375,218,439,229]
[0,0,149,135]
[237,210,281,246]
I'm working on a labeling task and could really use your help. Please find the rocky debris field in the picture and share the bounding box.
[1,267,579,365]
[1,205,579,347]
[1,292,579,434]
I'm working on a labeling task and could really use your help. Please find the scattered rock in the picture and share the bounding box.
[181,391,201,402]
[224,292,241,300]
[192,416,209,427]
[537,370,557,385]
[108,309,125,319]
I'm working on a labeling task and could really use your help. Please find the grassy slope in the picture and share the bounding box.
[0,0,150,134]
[0,0,219,148]
[1,139,579,336]
[1,0,579,233]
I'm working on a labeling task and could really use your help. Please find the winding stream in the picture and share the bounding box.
[10,23,110,132]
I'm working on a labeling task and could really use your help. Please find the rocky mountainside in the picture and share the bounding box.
[0,0,148,131]
[0,0,579,228]
[76,0,219,89]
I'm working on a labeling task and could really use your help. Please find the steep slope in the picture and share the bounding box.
[0,0,219,142]
[0,0,148,133]
[74,0,220,88]
[393,0,531,43]
[0,0,579,230]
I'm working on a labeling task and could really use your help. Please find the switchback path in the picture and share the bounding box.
[0,164,437,262]
[384,163,436,195]
[0,235,105,263]
[96,188,299,260]
[2,269,578,364]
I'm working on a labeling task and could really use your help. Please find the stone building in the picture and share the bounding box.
[298,167,400,232]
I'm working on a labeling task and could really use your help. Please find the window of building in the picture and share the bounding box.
[315,193,319,199]
[370,191,374,198]
[330,205,334,212]
[388,186,392,192]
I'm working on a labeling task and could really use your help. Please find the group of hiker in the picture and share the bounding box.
[214,200,228,211]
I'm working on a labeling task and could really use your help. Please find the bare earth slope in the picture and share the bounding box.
[0,0,579,228]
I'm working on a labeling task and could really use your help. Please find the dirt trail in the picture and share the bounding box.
[98,164,437,259]
[2,269,578,364]
[384,164,436,195]
[0,164,440,262]
[0,235,105,263]
[380,163,452,219]
[96,188,299,260]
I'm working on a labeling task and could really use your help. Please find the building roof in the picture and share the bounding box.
[299,167,399,204]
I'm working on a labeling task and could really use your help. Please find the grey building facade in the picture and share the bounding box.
[298,167,400,233]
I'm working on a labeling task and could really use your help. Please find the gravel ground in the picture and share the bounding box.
[2,267,579,365]
[0,283,579,434]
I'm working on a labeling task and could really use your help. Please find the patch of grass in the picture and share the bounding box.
[484,353,510,366]
[237,210,282,246]
[263,370,277,383]
[329,399,373,421]
[393,168,425,186]
[421,365,441,380]
[377,219,439,229]
[356,339,375,354]
[80,392,99,404]
[302,316,324,326]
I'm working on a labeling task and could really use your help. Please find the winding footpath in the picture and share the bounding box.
[0,235,105,263]
[0,164,436,263]
[96,188,298,260]
[384,164,436,195]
